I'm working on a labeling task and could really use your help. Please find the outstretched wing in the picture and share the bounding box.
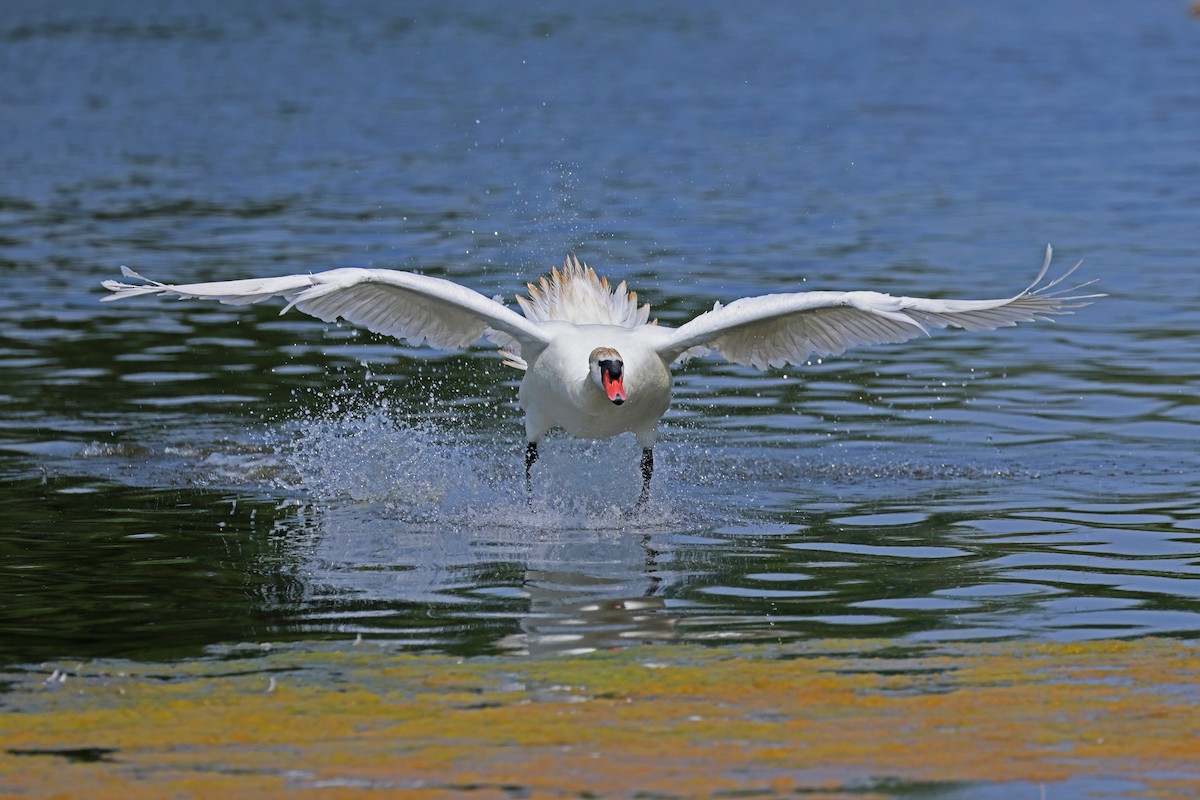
[102,266,551,360]
[654,245,1100,369]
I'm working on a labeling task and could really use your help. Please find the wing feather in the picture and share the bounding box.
[655,245,1100,369]
[102,266,550,360]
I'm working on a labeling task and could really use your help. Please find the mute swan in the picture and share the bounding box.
[102,246,1097,506]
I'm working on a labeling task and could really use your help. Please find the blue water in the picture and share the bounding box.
[2,1,1199,668]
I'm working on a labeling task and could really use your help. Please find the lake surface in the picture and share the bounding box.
[2,0,1199,668]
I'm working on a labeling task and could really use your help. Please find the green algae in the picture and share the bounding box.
[1,638,1197,798]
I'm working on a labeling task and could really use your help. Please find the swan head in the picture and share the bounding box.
[589,347,626,405]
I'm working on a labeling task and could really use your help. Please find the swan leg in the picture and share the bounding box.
[637,447,654,507]
[524,441,539,505]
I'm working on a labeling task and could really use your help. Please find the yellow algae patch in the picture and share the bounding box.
[0,638,1197,798]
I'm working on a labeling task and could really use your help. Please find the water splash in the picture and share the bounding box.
[273,409,500,508]
[265,389,727,532]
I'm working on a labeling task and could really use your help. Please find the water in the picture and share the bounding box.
[2,0,1199,667]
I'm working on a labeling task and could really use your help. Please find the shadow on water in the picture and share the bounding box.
[0,476,309,666]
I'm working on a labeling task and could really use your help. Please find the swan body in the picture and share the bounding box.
[102,247,1098,506]
[520,323,672,447]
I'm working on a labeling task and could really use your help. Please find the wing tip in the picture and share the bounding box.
[1019,245,1102,308]
[101,266,168,301]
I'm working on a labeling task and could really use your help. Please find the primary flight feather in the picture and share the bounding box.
[102,245,1099,508]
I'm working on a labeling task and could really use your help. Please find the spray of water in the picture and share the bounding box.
[263,380,731,532]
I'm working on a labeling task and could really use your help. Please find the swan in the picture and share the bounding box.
[102,246,1097,506]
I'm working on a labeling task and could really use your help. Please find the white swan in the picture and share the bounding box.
[102,246,1097,506]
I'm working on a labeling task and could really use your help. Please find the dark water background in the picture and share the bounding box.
[2,1,1199,666]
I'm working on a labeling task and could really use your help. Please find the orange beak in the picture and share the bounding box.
[601,371,626,405]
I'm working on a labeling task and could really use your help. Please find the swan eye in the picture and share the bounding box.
[596,358,622,377]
